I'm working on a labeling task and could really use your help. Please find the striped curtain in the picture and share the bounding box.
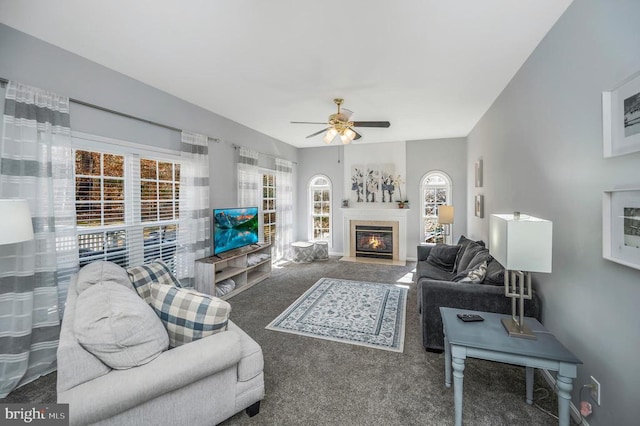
[0,81,78,397]
[275,158,294,261]
[237,147,260,211]
[177,131,210,287]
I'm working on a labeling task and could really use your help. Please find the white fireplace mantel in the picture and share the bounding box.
[342,208,409,261]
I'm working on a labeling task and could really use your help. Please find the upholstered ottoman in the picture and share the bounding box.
[291,241,315,263]
[313,241,329,261]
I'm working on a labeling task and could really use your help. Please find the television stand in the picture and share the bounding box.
[194,242,272,300]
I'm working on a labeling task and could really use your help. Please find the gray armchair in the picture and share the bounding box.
[57,267,264,425]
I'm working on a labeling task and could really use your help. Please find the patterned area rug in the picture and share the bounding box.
[266,277,407,352]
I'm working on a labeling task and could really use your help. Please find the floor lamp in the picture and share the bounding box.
[489,213,552,339]
[438,205,454,243]
[0,199,35,245]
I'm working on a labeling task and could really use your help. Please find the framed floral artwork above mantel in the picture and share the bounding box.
[603,70,640,158]
[603,188,640,270]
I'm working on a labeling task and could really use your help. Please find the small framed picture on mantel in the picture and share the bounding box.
[603,70,640,157]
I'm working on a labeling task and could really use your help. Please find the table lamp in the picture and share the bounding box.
[489,213,552,339]
[0,199,35,245]
[438,205,454,241]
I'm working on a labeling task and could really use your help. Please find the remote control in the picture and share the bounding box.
[457,313,484,322]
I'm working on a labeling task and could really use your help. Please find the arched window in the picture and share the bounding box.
[420,171,453,244]
[309,175,331,244]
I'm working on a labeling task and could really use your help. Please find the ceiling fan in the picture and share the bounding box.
[291,98,391,144]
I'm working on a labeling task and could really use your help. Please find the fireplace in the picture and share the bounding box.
[355,225,393,259]
[348,219,400,262]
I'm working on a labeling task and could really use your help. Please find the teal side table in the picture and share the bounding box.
[440,307,582,426]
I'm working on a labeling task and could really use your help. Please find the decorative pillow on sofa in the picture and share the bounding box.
[453,235,486,272]
[150,283,231,348]
[127,260,182,304]
[484,258,505,285]
[76,261,135,294]
[74,282,169,370]
[457,261,487,283]
[426,244,461,272]
[455,241,486,273]
[452,249,491,281]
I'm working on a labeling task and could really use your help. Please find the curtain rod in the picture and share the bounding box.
[232,144,297,165]
[0,77,220,144]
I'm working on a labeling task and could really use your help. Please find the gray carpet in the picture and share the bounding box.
[2,258,575,425]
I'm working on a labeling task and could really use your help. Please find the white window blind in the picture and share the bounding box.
[74,141,182,271]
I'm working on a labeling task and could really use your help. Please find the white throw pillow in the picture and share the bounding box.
[76,261,135,294]
[74,282,169,369]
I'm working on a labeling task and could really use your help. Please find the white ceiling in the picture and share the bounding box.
[0,0,573,148]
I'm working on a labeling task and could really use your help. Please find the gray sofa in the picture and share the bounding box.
[57,262,265,425]
[416,236,541,352]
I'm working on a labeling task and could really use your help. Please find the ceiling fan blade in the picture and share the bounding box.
[351,121,391,128]
[305,128,330,138]
[351,128,363,140]
[291,121,329,125]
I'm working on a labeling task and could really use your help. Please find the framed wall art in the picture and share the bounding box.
[475,159,483,187]
[603,70,640,157]
[474,195,484,218]
[603,187,640,270]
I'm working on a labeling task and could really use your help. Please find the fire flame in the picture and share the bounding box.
[368,235,383,249]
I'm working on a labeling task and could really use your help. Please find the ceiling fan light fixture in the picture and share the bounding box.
[341,128,356,144]
[323,127,338,144]
[344,127,356,139]
[293,98,390,144]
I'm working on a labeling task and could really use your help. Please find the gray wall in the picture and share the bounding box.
[406,138,468,253]
[295,146,345,254]
[0,23,297,210]
[466,1,640,424]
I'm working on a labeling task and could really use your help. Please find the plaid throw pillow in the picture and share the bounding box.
[127,260,182,304]
[149,283,231,348]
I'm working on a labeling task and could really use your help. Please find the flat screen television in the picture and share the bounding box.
[213,207,260,255]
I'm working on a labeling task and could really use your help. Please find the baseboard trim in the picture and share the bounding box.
[539,369,590,426]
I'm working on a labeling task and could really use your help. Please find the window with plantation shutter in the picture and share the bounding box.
[262,173,276,244]
[140,159,180,268]
[74,140,182,271]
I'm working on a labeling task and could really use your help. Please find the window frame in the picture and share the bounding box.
[72,132,183,270]
[260,170,277,245]
[420,170,453,245]
[308,174,332,246]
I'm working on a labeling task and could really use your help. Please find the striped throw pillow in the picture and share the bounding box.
[127,260,182,304]
[149,283,231,348]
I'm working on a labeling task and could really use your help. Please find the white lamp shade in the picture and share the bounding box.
[0,199,35,245]
[438,205,454,224]
[489,213,552,273]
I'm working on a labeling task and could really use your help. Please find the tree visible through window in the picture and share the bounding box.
[309,175,331,242]
[140,159,180,268]
[421,171,452,244]
[74,148,181,270]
